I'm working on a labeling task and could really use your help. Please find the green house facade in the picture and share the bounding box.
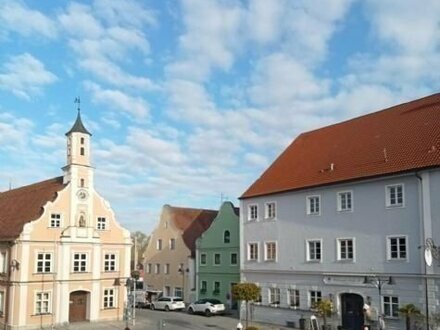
[195,202,240,309]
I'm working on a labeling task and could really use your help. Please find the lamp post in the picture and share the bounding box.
[113,278,121,321]
[178,266,186,300]
[363,276,395,330]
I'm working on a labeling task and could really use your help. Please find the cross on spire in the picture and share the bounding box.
[74,97,81,113]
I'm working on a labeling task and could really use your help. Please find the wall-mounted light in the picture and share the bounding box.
[10,259,20,271]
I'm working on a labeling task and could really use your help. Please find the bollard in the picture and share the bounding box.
[236,321,243,330]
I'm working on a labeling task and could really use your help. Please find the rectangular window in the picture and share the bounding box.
[386,184,404,207]
[50,213,61,228]
[164,286,171,296]
[104,253,116,272]
[147,263,152,274]
[164,263,170,274]
[248,243,258,261]
[200,253,207,265]
[213,281,220,294]
[265,242,277,261]
[265,202,276,219]
[307,196,321,215]
[200,281,207,292]
[97,217,107,230]
[337,191,353,212]
[383,296,399,317]
[269,287,280,305]
[0,251,7,273]
[37,253,52,273]
[230,253,238,265]
[174,287,183,298]
[156,239,162,250]
[0,291,4,314]
[214,253,221,265]
[338,238,354,261]
[310,290,322,308]
[388,236,407,260]
[307,240,322,262]
[73,253,87,272]
[35,291,51,314]
[103,288,115,308]
[248,204,258,221]
[155,263,160,274]
[288,289,300,308]
[169,238,176,250]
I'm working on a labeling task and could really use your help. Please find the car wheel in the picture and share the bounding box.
[205,309,212,317]
[188,307,194,314]
[151,304,155,310]
[165,305,170,312]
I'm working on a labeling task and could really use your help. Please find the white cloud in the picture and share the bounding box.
[0,53,57,99]
[0,1,57,39]
[245,0,283,45]
[0,112,34,151]
[58,2,104,39]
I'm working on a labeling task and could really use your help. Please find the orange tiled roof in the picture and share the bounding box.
[167,206,218,256]
[0,177,66,240]
[241,93,440,199]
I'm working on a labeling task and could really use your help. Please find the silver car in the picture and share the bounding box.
[187,298,225,316]
[151,296,185,311]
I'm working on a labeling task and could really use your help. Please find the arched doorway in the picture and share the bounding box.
[69,291,89,322]
[341,293,364,330]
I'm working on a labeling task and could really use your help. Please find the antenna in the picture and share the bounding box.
[74,96,81,113]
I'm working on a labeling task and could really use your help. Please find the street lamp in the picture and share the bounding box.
[363,276,395,329]
[178,266,189,301]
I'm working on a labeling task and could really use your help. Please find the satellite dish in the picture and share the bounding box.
[425,248,433,266]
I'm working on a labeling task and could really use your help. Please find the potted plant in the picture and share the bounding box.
[313,298,333,330]
[398,304,421,330]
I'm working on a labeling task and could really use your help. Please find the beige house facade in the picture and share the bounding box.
[0,111,131,329]
[143,205,217,303]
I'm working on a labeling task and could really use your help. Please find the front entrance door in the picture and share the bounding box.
[69,291,88,322]
[341,293,364,330]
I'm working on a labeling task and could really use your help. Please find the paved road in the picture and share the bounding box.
[56,308,296,330]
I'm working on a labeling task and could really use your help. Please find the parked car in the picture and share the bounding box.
[150,296,185,311]
[187,298,225,316]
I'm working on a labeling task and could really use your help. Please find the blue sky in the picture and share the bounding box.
[1,0,439,234]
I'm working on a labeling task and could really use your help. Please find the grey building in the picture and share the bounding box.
[239,94,440,329]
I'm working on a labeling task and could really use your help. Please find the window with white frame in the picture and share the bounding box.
[164,263,170,274]
[35,291,51,314]
[103,288,115,308]
[338,238,354,261]
[169,238,176,250]
[200,253,207,265]
[97,217,107,230]
[265,202,276,219]
[104,253,117,272]
[265,242,277,261]
[73,253,87,272]
[200,280,207,292]
[155,263,160,274]
[307,196,321,215]
[50,213,61,228]
[337,191,353,212]
[174,287,183,298]
[288,289,300,308]
[37,253,53,273]
[310,290,322,308]
[248,204,258,221]
[386,184,404,207]
[96,217,107,230]
[248,242,258,261]
[164,286,171,296]
[269,287,280,305]
[307,240,322,262]
[383,295,399,317]
[230,253,238,265]
[0,251,7,273]
[156,239,162,250]
[387,236,407,260]
[214,253,221,265]
[147,263,152,274]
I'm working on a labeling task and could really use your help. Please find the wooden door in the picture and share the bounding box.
[69,291,88,322]
[341,293,364,330]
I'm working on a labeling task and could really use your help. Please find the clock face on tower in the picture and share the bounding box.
[77,189,88,201]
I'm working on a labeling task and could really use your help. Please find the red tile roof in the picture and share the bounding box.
[0,177,66,240]
[166,206,218,256]
[241,93,440,199]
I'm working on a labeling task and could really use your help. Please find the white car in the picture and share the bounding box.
[150,296,185,311]
[187,298,225,316]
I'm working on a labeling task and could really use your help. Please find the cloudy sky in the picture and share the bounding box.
[1,0,439,234]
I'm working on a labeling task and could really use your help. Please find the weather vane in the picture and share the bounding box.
[74,96,81,113]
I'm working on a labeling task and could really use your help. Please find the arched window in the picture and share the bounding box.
[80,178,85,187]
[80,137,85,145]
[80,147,85,156]
[224,230,230,243]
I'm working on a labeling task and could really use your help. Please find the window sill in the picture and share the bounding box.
[32,313,52,317]
[263,217,277,221]
[385,205,404,209]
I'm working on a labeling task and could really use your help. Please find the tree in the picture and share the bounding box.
[313,298,333,329]
[232,283,261,329]
[131,231,150,270]
[398,303,421,330]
